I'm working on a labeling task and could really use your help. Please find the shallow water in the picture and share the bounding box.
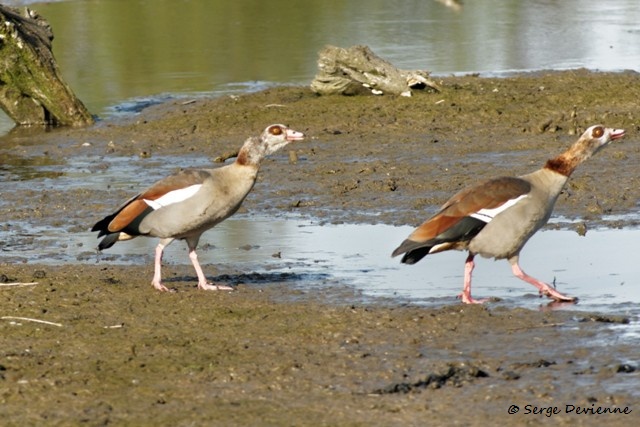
[5,211,640,315]
[2,152,639,317]
[2,152,639,343]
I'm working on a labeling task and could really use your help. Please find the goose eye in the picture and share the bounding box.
[268,126,283,136]
[592,126,604,138]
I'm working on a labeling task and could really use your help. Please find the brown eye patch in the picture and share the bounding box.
[268,125,283,136]
[592,126,604,138]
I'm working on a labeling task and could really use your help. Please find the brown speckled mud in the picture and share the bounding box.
[1,70,638,425]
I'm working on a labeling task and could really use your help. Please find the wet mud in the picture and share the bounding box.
[1,70,639,425]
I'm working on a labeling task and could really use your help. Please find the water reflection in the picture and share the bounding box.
[4,215,640,316]
[0,153,64,181]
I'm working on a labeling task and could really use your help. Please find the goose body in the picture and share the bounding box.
[92,124,304,292]
[392,125,625,304]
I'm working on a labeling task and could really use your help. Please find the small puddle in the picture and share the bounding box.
[4,216,639,311]
[0,152,65,181]
[2,153,639,341]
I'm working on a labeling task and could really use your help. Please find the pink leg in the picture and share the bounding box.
[188,249,233,291]
[511,261,576,302]
[458,254,489,304]
[151,242,171,292]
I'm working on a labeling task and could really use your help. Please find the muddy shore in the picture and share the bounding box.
[1,70,639,425]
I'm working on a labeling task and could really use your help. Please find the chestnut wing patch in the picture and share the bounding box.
[93,169,210,235]
[407,177,531,243]
[107,199,153,232]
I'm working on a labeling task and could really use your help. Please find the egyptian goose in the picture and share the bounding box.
[92,124,305,292]
[392,125,625,304]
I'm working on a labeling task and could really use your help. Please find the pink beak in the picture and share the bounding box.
[610,128,625,140]
[286,129,305,141]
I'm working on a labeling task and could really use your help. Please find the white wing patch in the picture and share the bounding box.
[143,184,202,210]
[470,194,527,223]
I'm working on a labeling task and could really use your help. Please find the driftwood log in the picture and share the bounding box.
[310,45,440,97]
[0,5,93,127]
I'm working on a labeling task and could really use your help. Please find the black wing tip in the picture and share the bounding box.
[97,233,120,251]
[91,215,115,235]
[400,247,431,265]
[392,239,432,265]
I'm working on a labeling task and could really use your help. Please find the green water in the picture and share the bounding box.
[0,0,638,132]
